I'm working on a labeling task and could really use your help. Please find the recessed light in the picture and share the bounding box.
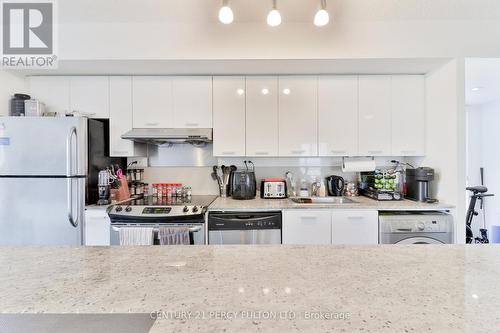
[261,88,269,95]
[236,88,245,95]
[282,88,291,95]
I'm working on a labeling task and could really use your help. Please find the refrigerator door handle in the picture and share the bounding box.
[66,127,77,177]
[67,178,79,228]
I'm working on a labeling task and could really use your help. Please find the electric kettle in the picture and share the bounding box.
[326,175,345,197]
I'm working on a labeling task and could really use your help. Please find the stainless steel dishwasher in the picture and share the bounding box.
[208,211,282,244]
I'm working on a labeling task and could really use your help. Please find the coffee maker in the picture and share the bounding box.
[406,167,436,202]
[326,175,345,197]
[97,170,110,205]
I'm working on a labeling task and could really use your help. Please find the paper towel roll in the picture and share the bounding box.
[342,157,376,173]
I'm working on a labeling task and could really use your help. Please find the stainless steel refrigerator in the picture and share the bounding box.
[0,117,89,245]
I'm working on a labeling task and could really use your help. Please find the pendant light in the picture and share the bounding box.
[314,0,330,26]
[267,0,282,27]
[218,0,234,24]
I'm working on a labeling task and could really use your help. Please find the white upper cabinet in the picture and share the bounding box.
[132,76,173,128]
[358,76,392,156]
[278,76,318,156]
[29,76,70,115]
[213,76,246,156]
[318,76,359,156]
[69,77,110,118]
[391,75,425,156]
[172,76,212,128]
[246,77,279,157]
[109,77,145,157]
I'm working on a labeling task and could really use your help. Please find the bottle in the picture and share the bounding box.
[299,179,309,197]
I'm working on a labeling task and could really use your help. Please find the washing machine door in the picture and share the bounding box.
[395,237,444,244]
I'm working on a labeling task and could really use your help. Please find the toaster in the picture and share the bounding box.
[260,178,287,199]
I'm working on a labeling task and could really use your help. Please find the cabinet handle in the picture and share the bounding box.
[145,122,159,126]
[401,150,417,155]
[331,150,346,154]
[112,150,129,154]
[301,216,318,221]
[367,150,383,155]
[185,123,199,127]
[291,150,306,155]
[347,216,364,220]
[254,151,269,156]
[221,151,236,155]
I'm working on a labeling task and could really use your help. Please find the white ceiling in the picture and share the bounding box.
[58,0,500,23]
[466,58,500,106]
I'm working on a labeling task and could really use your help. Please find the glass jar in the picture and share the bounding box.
[176,184,183,197]
[185,186,192,198]
[157,184,163,198]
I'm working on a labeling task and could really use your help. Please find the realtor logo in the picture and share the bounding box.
[1,0,57,68]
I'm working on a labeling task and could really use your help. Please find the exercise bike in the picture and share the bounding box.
[466,186,494,244]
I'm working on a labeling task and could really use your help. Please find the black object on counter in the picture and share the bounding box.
[326,175,345,197]
[10,94,31,116]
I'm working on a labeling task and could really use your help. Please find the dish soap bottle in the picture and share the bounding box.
[299,179,309,197]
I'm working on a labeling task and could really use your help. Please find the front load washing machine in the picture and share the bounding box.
[379,211,454,244]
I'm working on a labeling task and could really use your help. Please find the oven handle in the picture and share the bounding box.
[111,226,202,233]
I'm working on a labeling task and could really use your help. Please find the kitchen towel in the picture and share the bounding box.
[119,228,154,246]
[159,227,191,245]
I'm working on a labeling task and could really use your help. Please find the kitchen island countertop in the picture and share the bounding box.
[0,245,497,332]
[209,195,455,211]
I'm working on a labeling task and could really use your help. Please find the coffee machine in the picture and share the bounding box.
[97,170,111,205]
[406,167,436,202]
[326,176,345,197]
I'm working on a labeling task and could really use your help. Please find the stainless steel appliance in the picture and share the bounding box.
[406,167,436,202]
[108,195,217,245]
[261,178,287,199]
[379,212,454,244]
[326,175,345,197]
[208,211,282,244]
[0,117,126,245]
[121,128,212,145]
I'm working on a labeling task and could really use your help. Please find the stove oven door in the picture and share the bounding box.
[110,223,205,245]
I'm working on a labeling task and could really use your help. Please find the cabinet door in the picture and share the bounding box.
[84,209,111,246]
[172,76,212,128]
[132,76,173,128]
[213,76,246,156]
[391,75,425,156]
[70,76,110,118]
[109,77,146,157]
[319,76,358,156]
[278,76,318,156]
[29,76,70,115]
[358,76,392,156]
[283,210,331,244]
[246,77,279,157]
[331,210,378,245]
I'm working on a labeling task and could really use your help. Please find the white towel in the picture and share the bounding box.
[119,227,154,246]
[159,227,191,245]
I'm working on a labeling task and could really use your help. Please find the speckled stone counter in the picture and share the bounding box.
[0,245,497,332]
[209,196,455,211]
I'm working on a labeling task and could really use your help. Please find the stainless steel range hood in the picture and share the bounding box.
[121,128,212,145]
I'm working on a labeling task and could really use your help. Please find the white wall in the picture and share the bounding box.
[410,59,466,243]
[478,101,500,231]
[56,0,500,60]
[0,71,28,116]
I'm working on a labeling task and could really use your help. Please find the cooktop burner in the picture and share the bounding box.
[108,195,218,219]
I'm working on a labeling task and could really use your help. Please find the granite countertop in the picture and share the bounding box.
[0,245,498,332]
[209,196,455,211]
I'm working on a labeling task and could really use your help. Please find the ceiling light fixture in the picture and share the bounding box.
[218,0,234,24]
[314,0,330,26]
[267,0,282,27]
[471,87,482,92]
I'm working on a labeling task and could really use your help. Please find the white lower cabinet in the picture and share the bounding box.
[283,209,379,245]
[331,210,379,245]
[84,209,111,246]
[283,210,332,244]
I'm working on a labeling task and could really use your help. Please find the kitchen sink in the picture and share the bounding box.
[290,197,357,204]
